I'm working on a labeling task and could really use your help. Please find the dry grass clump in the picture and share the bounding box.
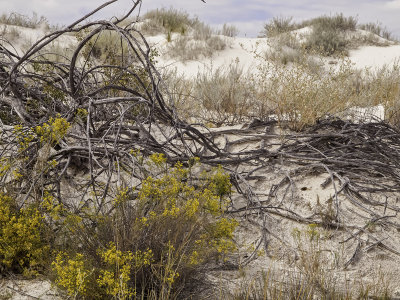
[355,65,400,124]
[260,16,296,38]
[256,60,400,130]
[255,62,350,129]
[219,23,239,38]
[192,63,256,125]
[163,62,257,125]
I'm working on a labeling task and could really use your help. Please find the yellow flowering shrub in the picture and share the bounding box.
[129,159,237,294]
[50,156,237,298]
[35,116,70,145]
[97,242,153,299]
[52,253,91,297]
[0,193,49,276]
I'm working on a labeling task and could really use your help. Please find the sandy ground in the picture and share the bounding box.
[0,279,61,299]
[1,24,76,57]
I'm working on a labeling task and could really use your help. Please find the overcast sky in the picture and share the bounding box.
[1,0,400,38]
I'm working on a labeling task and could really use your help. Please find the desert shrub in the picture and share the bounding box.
[0,193,50,277]
[142,9,227,61]
[254,60,356,130]
[0,12,49,29]
[301,14,357,56]
[302,13,357,32]
[260,16,295,38]
[161,63,258,125]
[50,155,237,298]
[142,8,199,35]
[305,24,348,56]
[220,23,239,37]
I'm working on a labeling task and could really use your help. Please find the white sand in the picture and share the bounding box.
[349,44,400,70]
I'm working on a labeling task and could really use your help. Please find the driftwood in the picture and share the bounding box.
[1,0,400,271]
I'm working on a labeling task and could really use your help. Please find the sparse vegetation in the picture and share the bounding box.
[262,13,395,57]
[229,226,392,299]
[1,3,400,300]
